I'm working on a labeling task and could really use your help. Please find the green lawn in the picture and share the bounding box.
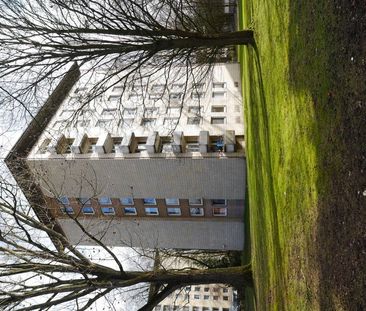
[238,0,366,310]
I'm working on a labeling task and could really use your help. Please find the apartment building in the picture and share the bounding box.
[154,284,235,311]
[6,62,246,250]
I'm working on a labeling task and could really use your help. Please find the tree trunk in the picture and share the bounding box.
[155,30,254,50]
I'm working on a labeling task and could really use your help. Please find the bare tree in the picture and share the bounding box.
[0,174,252,311]
[0,0,253,116]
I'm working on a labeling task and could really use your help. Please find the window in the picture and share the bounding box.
[112,86,124,93]
[164,118,179,127]
[223,295,229,301]
[108,95,121,101]
[101,108,117,116]
[188,106,202,114]
[213,82,226,88]
[213,296,218,300]
[223,287,229,293]
[101,207,115,215]
[190,207,204,216]
[154,305,161,311]
[213,287,219,292]
[212,91,226,98]
[211,117,226,124]
[132,84,146,92]
[149,93,162,100]
[213,308,220,311]
[111,137,123,153]
[223,309,230,311]
[145,207,159,215]
[186,143,200,152]
[171,83,183,90]
[141,118,156,126]
[169,93,182,100]
[99,197,112,205]
[235,81,239,87]
[203,295,210,300]
[123,108,137,117]
[143,198,156,205]
[82,206,94,215]
[167,208,181,216]
[60,206,74,214]
[166,107,181,115]
[187,117,201,125]
[121,118,134,127]
[195,286,200,292]
[191,92,204,99]
[58,196,69,205]
[120,197,134,205]
[87,138,98,153]
[192,307,199,311]
[124,207,137,215]
[64,138,74,154]
[151,84,166,93]
[211,106,226,112]
[144,107,159,116]
[188,198,203,205]
[213,207,227,216]
[193,295,200,300]
[204,287,209,292]
[203,308,210,311]
[74,119,91,127]
[96,119,113,128]
[165,198,179,205]
[212,199,227,206]
[78,198,91,205]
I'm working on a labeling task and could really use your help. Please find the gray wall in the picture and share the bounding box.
[59,217,244,250]
[29,156,246,199]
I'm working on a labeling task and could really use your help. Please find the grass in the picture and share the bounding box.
[238,0,366,310]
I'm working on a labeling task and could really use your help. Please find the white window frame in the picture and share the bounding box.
[211,199,227,206]
[212,91,226,99]
[82,206,95,215]
[101,206,115,215]
[124,207,137,215]
[210,117,226,124]
[165,198,179,205]
[211,105,226,113]
[212,207,227,216]
[145,207,159,216]
[167,207,181,216]
[58,196,69,205]
[212,82,226,88]
[98,197,112,205]
[60,206,74,214]
[78,198,92,205]
[143,198,157,205]
[188,198,203,206]
[190,207,204,216]
[120,197,134,205]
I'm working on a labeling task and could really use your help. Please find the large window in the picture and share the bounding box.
[167,208,181,216]
[165,198,179,205]
[101,207,115,215]
[99,197,112,205]
[190,207,204,216]
[60,206,74,214]
[145,207,159,216]
[120,197,134,205]
[211,105,226,112]
[78,198,92,205]
[82,206,94,215]
[143,198,156,205]
[213,207,227,216]
[57,196,69,205]
[211,117,226,124]
[212,199,227,206]
[124,207,137,215]
[188,198,203,206]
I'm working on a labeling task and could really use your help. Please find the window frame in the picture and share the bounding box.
[124,207,137,215]
[60,206,74,214]
[165,198,179,206]
[57,196,70,205]
[98,197,112,205]
[190,207,204,216]
[82,206,95,215]
[143,198,157,205]
[101,206,115,215]
[188,198,203,206]
[145,207,159,216]
[167,207,181,216]
[120,197,134,205]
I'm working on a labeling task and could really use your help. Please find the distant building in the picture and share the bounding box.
[6,63,246,250]
[154,284,235,311]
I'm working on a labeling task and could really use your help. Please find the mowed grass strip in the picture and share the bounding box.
[238,0,366,310]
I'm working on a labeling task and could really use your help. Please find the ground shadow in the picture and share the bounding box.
[288,1,366,309]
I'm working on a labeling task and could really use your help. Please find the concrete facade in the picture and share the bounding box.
[8,63,246,250]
